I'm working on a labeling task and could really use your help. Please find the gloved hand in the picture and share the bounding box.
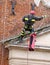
[42,15,47,18]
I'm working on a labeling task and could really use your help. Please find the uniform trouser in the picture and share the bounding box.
[21,26,34,37]
[30,35,33,46]
[20,25,34,41]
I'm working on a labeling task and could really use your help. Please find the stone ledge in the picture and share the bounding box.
[5,43,50,52]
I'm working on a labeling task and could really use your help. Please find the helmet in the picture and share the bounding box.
[30,10,35,14]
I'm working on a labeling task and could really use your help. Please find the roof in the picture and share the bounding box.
[2,24,50,50]
[0,24,50,43]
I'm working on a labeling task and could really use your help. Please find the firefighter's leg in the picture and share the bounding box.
[29,35,34,51]
[32,28,34,32]
[18,29,25,42]
[29,35,33,51]
[19,25,28,42]
[20,25,28,39]
[28,26,33,33]
[30,28,34,33]
[29,28,34,51]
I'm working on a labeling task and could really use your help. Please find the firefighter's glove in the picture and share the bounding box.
[42,15,47,18]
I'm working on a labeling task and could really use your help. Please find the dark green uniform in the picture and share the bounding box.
[20,14,43,37]
[18,13,43,42]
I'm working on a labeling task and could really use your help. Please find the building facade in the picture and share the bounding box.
[5,28,50,65]
[0,0,50,65]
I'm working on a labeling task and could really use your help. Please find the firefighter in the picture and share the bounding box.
[19,10,46,44]
[18,3,47,52]
[29,32,37,51]
[19,10,45,41]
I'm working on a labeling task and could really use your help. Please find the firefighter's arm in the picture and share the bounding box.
[22,16,29,22]
[33,15,47,21]
[33,16,43,21]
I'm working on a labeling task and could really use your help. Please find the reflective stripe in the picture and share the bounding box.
[21,31,25,36]
[21,31,24,33]
[31,19,35,22]
[21,32,24,35]
[21,34,24,35]
[25,18,28,21]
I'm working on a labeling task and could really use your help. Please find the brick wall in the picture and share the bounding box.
[0,0,50,41]
[4,48,9,65]
[0,44,9,65]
